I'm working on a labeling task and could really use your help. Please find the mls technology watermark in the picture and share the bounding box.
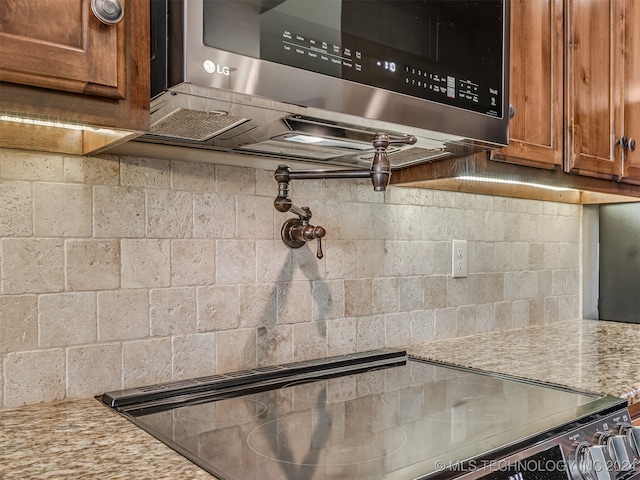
[434,458,629,474]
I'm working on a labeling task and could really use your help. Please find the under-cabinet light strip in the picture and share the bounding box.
[456,175,576,192]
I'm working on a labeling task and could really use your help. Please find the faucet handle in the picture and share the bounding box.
[281,218,326,259]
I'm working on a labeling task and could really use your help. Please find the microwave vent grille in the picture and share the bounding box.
[150,108,248,142]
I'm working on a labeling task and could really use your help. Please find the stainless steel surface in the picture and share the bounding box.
[599,203,640,323]
[138,0,510,169]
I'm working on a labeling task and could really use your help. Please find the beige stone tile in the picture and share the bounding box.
[398,276,423,311]
[311,279,344,321]
[236,194,274,239]
[512,299,530,328]
[121,239,170,288]
[216,164,255,195]
[520,271,538,299]
[193,192,236,238]
[67,343,122,397]
[544,296,560,323]
[38,292,97,347]
[277,281,311,324]
[538,270,553,297]
[293,320,327,361]
[97,289,149,341]
[0,149,64,181]
[149,287,197,336]
[197,285,239,332]
[344,278,373,317]
[356,315,385,351]
[1,238,64,294]
[503,212,521,242]
[468,273,503,304]
[424,275,447,309]
[324,241,357,280]
[326,317,356,356]
[256,240,291,283]
[446,276,469,306]
[475,304,495,334]
[434,307,457,340]
[255,168,276,197]
[552,270,568,295]
[385,312,411,347]
[215,240,256,284]
[291,247,325,281]
[122,337,172,388]
[120,156,170,188]
[503,271,521,301]
[456,305,476,337]
[171,239,216,286]
[0,294,38,353]
[216,328,257,373]
[0,181,32,236]
[172,332,217,379]
[340,202,372,240]
[33,183,92,236]
[444,207,467,240]
[432,241,451,275]
[421,207,446,240]
[410,310,435,344]
[171,160,216,192]
[528,298,546,325]
[238,283,277,328]
[64,154,119,185]
[257,324,293,367]
[4,349,65,407]
[355,240,385,278]
[384,241,413,276]
[146,189,193,238]
[372,277,399,314]
[93,186,145,238]
[511,242,529,271]
[494,302,513,330]
[65,239,120,290]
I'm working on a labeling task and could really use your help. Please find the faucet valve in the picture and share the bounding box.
[281,217,326,259]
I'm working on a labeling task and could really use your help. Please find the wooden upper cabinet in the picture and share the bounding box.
[0,0,149,154]
[0,0,124,99]
[622,0,640,182]
[564,0,638,182]
[492,0,564,169]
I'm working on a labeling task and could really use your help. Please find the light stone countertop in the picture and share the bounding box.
[0,397,215,479]
[2,319,638,479]
[407,318,640,408]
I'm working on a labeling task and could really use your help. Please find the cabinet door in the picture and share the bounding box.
[491,0,563,169]
[0,0,124,99]
[565,0,624,180]
[622,0,640,182]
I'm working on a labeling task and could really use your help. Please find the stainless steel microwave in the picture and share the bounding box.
[144,0,510,169]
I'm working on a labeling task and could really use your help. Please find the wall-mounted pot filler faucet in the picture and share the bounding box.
[274,132,417,259]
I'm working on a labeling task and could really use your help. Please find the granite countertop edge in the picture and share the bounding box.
[406,318,640,407]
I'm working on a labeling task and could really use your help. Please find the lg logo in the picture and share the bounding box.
[203,60,230,76]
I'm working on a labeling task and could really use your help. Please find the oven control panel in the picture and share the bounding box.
[464,408,640,480]
[564,410,640,480]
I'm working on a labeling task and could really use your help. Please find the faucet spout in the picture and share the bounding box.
[370,132,417,191]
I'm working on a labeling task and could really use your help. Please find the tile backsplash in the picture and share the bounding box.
[0,148,581,408]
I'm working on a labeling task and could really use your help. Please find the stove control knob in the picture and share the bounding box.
[620,425,640,458]
[606,435,632,470]
[575,442,614,480]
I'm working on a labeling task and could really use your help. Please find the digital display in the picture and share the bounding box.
[203,0,505,118]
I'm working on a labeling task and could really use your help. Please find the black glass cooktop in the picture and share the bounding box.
[102,350,618,480]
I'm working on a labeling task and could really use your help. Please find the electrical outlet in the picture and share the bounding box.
[452,239,468,278]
